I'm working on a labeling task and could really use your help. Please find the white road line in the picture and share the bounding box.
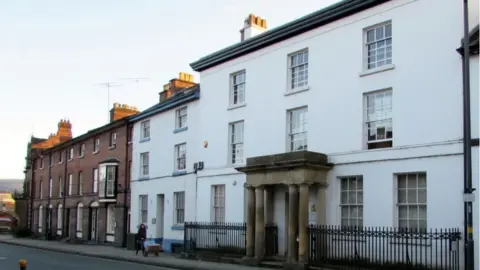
[0,257,6,260]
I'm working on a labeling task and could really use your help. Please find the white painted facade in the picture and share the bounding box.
[191,0,478,267]
[130,99,201,252]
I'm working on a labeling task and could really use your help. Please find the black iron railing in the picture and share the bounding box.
[308,225,461,270]
[265,224,278,256]
[184,222,247,256]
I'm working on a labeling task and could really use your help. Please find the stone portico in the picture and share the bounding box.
[236,151,333,269]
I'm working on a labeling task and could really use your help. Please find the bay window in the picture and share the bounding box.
[99,163,117,199]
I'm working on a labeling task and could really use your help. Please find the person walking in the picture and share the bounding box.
[135,223,147,255]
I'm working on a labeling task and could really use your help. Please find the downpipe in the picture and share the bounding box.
[461,0,475,269]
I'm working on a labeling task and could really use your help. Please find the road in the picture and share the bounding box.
[0,243,176,270]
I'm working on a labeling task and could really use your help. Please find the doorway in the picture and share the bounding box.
[89,207,98,241]
[156,194,164,239]
[65,208,70,238]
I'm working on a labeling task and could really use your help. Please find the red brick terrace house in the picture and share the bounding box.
[24,103,138,247]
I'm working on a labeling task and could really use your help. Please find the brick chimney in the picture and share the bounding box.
[31,119,73,149]
[240,14,267,41]
[159,72,197,103]
[110,103,139,122]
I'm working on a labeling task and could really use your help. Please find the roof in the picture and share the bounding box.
[457,24,479,56]
[129,85,200,123]
[190,0,390,71]
[42,116,133,154]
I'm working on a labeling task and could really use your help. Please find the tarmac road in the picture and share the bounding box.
[0,242,177,270]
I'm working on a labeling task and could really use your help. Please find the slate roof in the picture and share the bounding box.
[129,85,200,123]
[190,0,390,71]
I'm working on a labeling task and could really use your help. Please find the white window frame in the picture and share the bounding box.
[141,120,150,140]
[93,138,100,153]
[287,107,308,152]
[211,185,225,223]
[173,191,185,225]
[174,143,186,171]
[339,176,364,227]
[76,203,83,237]
[106,166,116,197]
[78,172,84,195]
[107,204,116,234]
[140,152,149,177]
[49,179,53,198]
[68,174,73,196]
[58,152,63,164]
[58,177,63,197]
[139,195,148,224]
[364,89,393,149]
[396,172,427,232]
[38,205,43,232]
[57,204,63,235]
[68,148,74,161]
[229,121,244,165]
[230,70,246,106]
[93,168,99,193]
[109,132,117,147]
[175,107,188,129]
[364,21,392,70]
[79,143,85,157]
[288,49,309,91]
[39,180,43,199]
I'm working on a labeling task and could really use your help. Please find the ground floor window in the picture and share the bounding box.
[139,195,148,224]
[397,172,427,232]
[211,185,225,223]
[107,204,116,235]
[38,205,43,233]
[76,203,83,238]
[57,204,63,235]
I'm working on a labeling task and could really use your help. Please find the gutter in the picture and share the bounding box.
[190,0,390,71]
[461,1,475,269]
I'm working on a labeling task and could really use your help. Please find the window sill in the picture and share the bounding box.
[227,103,246,111]
[172,170,187,177]
[108,145,116,150]
[92,151,99,155]
[78,155,84,159]
[173,127,188,134]
[128,141,132,145]
[58,162,63,165]
[171,224,184,231]
[284,86,310,96]
[359,64,395,77]
[139,138,151,143]
[138,176,150,181]
[67,159,73,162]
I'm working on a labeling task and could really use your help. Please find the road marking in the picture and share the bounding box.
[0,257,6,260]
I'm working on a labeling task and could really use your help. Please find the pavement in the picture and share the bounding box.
[0,235,271,270]
[0,243,176,270]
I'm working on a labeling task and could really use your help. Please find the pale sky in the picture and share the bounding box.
[0,0,340,179]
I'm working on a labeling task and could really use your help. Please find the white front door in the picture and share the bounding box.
[156,194,164,239]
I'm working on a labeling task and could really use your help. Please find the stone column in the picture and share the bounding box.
[316,184,327,225]
[287,184,298,262]
[254,186,265,260]
[298,184,309,263]
[245,185,256,258]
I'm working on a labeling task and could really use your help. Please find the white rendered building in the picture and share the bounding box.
[129,74,201,252]
[186,0,479,268]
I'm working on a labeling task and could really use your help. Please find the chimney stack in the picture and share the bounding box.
[110,103,139,122]
[159,72,197,103]
[240,14,267,41]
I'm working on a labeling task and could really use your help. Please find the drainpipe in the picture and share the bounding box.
[46,151,52,240]
[29,157,35,232]
[461,0,475,269]
[122,122,129,247]
[62,149,67,238]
